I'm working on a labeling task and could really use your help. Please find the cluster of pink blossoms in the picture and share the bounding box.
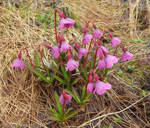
[12,10,133,105]
[87,70,111,95]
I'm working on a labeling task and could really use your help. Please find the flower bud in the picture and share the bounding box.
[84,27,88,34]
[75,42,80,49]
[18,51,22,59]
[93,23,97,29]
[89,75,93,83]
[45,44,52,49]
[94,73,99,81]
[122,46,126,52]
[58,11,66,19]
[67,50,72,60]
[109,32,113,38]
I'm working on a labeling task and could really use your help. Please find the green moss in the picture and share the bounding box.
[120,60,150,89]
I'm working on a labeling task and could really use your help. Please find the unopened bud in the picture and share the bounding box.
[94,73,99,81]
[59,11,66,19]
[45,44,52,49]
[67,51,72,59]
[122,46,126,52]
[89,75,93,83]
[75,42,80,49]
[84,27,88,34]
[18,51,22,59]
[93,23,97,29]
[61,35,65,42]
[109,32,113,38]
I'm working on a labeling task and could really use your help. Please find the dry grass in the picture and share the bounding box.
[0,0,150,127]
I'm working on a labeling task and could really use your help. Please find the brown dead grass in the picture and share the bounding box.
[0,0,150,128]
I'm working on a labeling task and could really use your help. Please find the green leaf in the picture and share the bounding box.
[84,93,92,101]
[113,117,122,123]
[132,38,144,43]
[72,87,81,104]
[54,92,62,116]
[81,85,86,101]
[90,51,95,69]
[35,51,41,67]
[142,90,146,96]
[51,68,62,75]
[103,126,113,128]
[71,78,80,86]
[53,75,66,85]
[117,70,123,75]
[50,116,61,121]
[64,110,79,121]
[128,65,135,69]
[65,108,73,115]
[25,61,32,68]
[16,124,20,127]
[45,66,50,77]
[132,38,139,43]
[49,108,61,119]
[49,108,59,116]
[82,68,88,81]
[61,65,69,83]
[26,64,51,84]
[64,89,81,104]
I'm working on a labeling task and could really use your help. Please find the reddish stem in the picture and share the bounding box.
[100,30,107,42]
[39,45,48,76]
[83,69,92,101]
[21,48,35,68]
[82,37,94,68]
[87,20,91,27]
[113,44,121,56]
[93,47,99,69]
[55,10,58,44]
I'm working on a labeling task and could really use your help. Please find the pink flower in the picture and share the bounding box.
[12,59,26,69]
[98,59,106,69]
[96,46,108,57]
[121,51,133,62]
[60,41,73,52]
[93,29,103,38]
[51,46,60,58]
[87,82,95,93]
[105,55,118,68]
[59,93,72,105]
[111,37,121,47]
[98,55,118,69]
[59,18,75,29]
[95,80,111,95]
[82,33,93,44]
[66,58,79,71]
[78,48,88,59]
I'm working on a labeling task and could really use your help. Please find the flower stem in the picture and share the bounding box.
[55,9,58,44]
[93,47,99,69]
[82,69,92,101]
[82,37,94,68]
[113,44,120,56]
[100,30,107,42]
[21,48,35,68]
[39,45,48,76]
